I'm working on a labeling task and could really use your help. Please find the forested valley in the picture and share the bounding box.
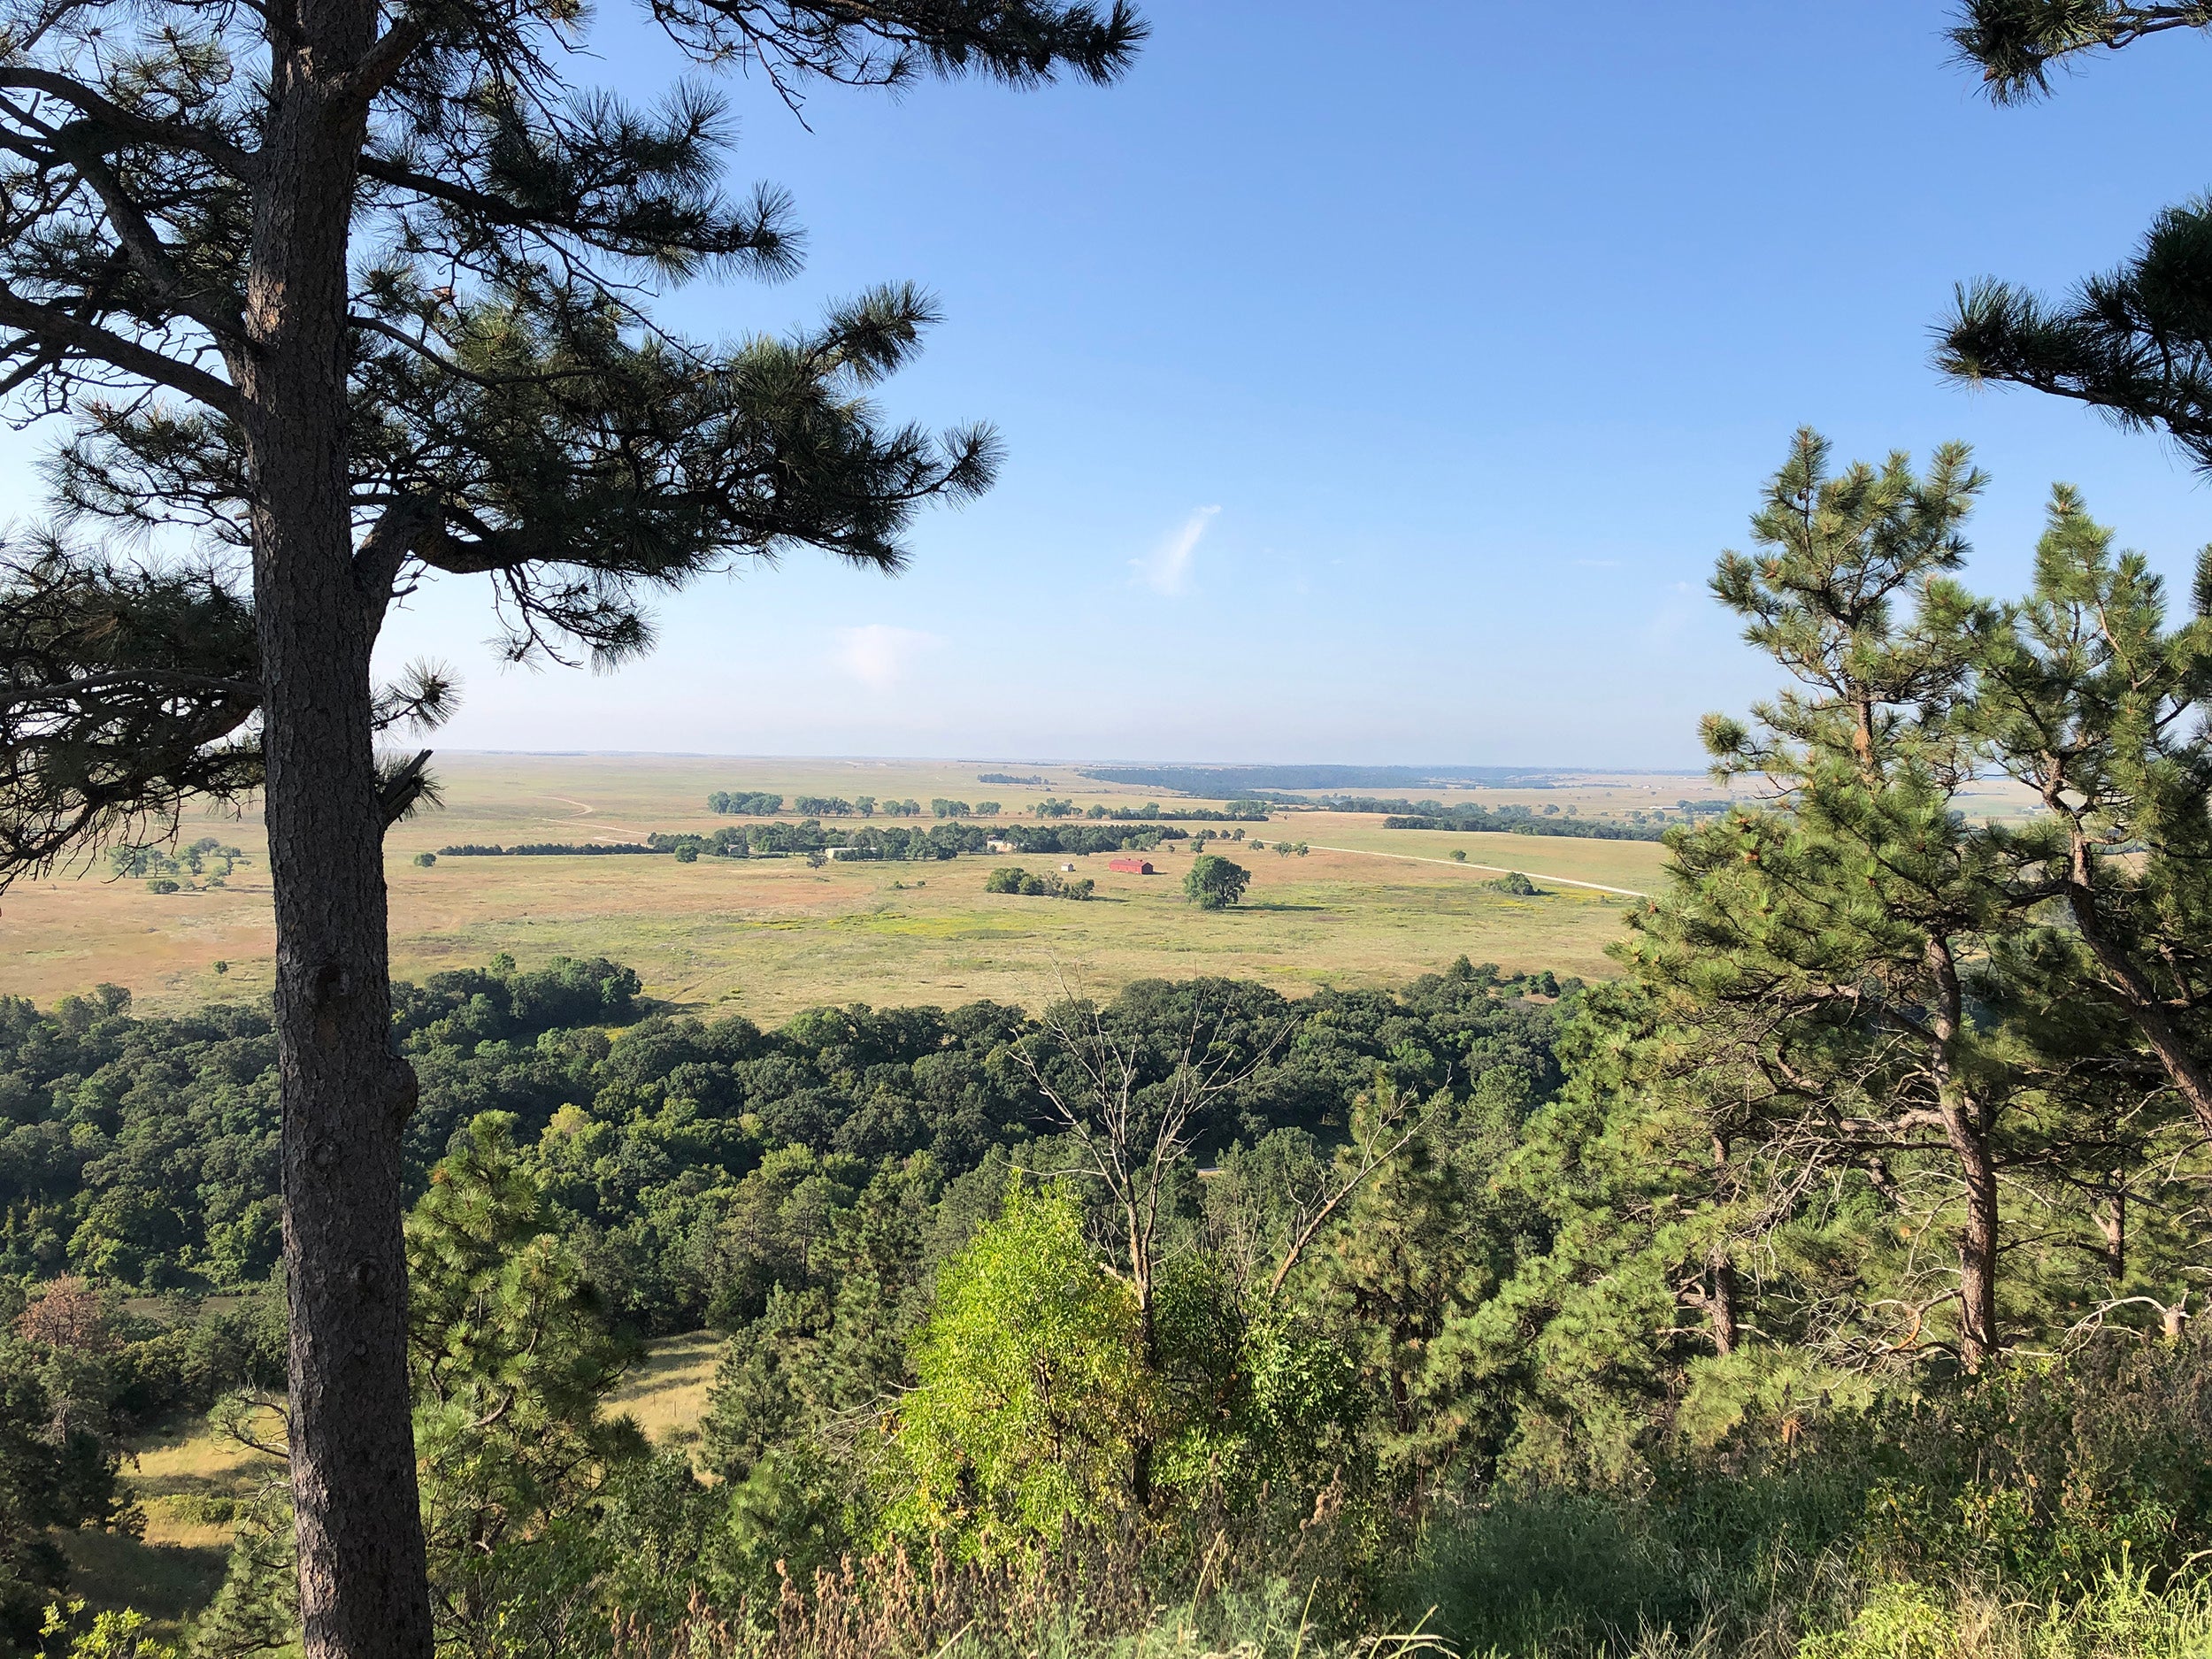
[17,427,2212,1659]
[7,0,2212,1650]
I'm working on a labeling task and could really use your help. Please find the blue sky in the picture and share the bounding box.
[17,3,2212,766]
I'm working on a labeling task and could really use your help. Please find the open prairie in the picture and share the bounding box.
[0,753,1685,1018]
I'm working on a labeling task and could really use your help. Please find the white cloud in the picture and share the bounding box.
[832,624,941,689]
[1133,505,1220,595]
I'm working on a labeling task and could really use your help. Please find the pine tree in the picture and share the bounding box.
[1939,4,2212,468]
[1635,431,2024,1369]
[1962,490,2212,1145]
[1947,3,2211,106]
[404,1115,637,1657]
[0,4,1141,1652]
[1309,1078,1518,1491]
[1444,981,1750,1480]
[1611,433,2211,1374]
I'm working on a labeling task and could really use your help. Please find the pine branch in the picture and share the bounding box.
[0,285,240,414]
[0,66,261,176]
[47,126,250,343]
[1949,1,2212,103]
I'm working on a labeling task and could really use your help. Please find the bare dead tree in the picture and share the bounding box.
[1009,977,1291,1508]
[1011,983,1280,1366]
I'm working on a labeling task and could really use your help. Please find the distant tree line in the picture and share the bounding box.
[643,821,1199,864]
[1002,825,1187,856]
[1032,796,1267,822]
[977,772,1051,787]
[708,793,932,819]
[1385,807,1664,841]
[1077,764,1543,793]
[798,795,929,818]
[430,822,1209,867]
[1267,795,1724,838]
[1273,795,1464,817]
[438,842,664,857]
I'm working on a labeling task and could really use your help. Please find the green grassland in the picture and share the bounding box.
[62,1410,285,1643]
[69,1338,717,1641]
[1,753,1682,1017]
[604,1331,722,1454]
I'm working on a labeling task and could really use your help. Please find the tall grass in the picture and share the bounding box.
[601,1554,2212,1659]
[603,1546,1452,1659]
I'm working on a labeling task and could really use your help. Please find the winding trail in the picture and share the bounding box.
[1300,842,1649,898]
[536,793,653,845]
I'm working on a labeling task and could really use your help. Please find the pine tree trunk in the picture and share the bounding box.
[1947,1123,2001,1368]
[1925,936,1999,1369]
[1707,1250,1740,1357]
[1706,1134,1740,1357]
[238,7,434,1654]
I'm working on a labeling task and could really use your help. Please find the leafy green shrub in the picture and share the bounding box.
[36,1602,177,1659]
[1846,1334,2212,1594]
[985,866,1094,899]
[1798,1582,1954,1659]
[144,879,178,895]
[882,1182,1148,1558]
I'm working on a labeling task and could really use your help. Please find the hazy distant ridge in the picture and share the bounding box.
[1079,764,1566,795]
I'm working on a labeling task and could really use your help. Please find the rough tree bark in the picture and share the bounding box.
[1705,1132,1740,1357]
[237,4,434,1652]
[1926,935,2000,1369]
[1706,1249,1740,1358]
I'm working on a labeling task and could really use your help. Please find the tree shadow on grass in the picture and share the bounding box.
[61,1528,228,1644]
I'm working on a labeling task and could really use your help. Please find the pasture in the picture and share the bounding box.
[69,1333,722,1642]
[1,753,1685,1017]
[62,1409,284,1642]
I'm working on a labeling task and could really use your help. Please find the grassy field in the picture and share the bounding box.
[60,1406,287,1641]
[57,1335,717,1640]
[1,754,1688,1018]
[607,1331,723,1454]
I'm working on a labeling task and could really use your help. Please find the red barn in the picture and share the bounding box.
[1108,856,1155,875]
